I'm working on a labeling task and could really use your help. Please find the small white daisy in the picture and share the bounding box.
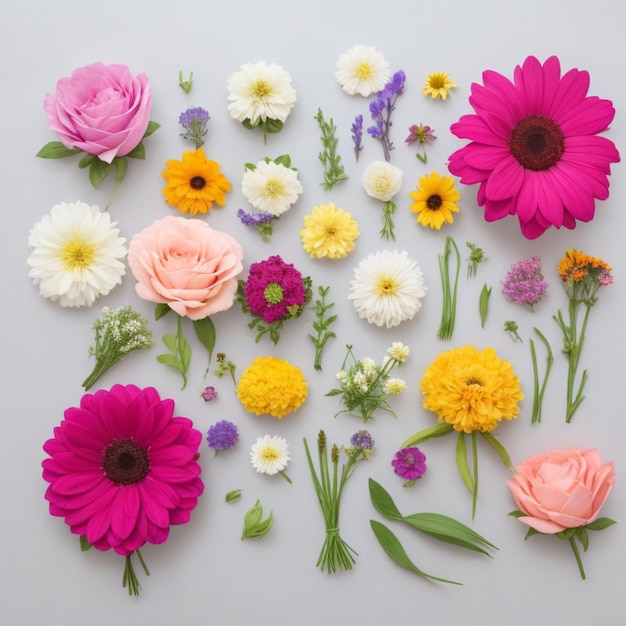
[362,161,403,202]
[348,250,426,328]
[335,45,390,97]
[387,342,410,363]
[242,160,303,216]
[383,378,407,395]
[227,60,297,127]
[250,435,291,479]
[27,201,127,307]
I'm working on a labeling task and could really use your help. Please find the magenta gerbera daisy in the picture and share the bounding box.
[448,55,620,239]
[238,255,312,344]
[42,384,204,595]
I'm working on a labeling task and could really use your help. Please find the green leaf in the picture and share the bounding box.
[455,432,475,495]
[193,316,216,361]
[479,284,492,328]
[177,329,192,371]
[508,509,526,518]
[126,142,146,160]
[79,536,92,551]
[481,432,514,472]
[78,154,96,169]
[156,354,184,371]
[400,423,454,448]
[274,154,292,168]
[576,527,589,552]
[524,527,542,540]
[225,489,242,503]
[162,333,177,352]
[142,120,160,138]
[36,141,82,159]
[585,517,617,531]
[368,478,403,521]
[155,303,171,321]
[113,156,128,188]
[89,158,111,188]
[262,118,284,134]
[241,500,273,539]
[369,520,461,585]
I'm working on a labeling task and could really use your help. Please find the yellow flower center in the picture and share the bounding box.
[260,446,280,462]
[263,178,285,198]
[429,74,447,89]
[376,275,397,295]
[356,62,373,79]
[61,238,96,270]
[250,79,273,101]
[324,226,337,237]
[373,177,392,196]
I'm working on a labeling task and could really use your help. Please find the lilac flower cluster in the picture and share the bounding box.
[350,430,374,450]
[206,420,239,454]
[351,114,363,161]
[236,208,275,226]
[179,107,210,148]
[501,256,548,310]
[367,70,406,161]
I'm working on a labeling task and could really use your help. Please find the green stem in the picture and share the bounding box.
[529,328,554,424]
[471,431,478,521]
[437,237,460,340]
[568,537,586,580]
[122,550,150,596]
[565,301,592,422]
[380,201,396,241]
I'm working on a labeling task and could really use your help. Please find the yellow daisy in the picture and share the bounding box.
[300,203,360,259]
[162,148,231,216]
[409,171,460,229]
[422,72,456,100]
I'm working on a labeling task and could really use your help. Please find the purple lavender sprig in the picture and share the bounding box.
[367,70,406,161]
[179,107,210,148]
[237,208,276,242]
[351,114,363,162]
[501,257,548,310]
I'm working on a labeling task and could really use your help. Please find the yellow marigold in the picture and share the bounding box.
[237,356,308,418]
[558,248,612,283]
[300,203,360,259]
[162,148,231,216]
[420,346,523,433]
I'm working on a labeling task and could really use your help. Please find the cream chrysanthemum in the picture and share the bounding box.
[227,61,297,126]
[27,201,127,307]
[300,203,360,259]
[362,161,403,201]
[348,250,426,328]
[335,45,390,97]
[250,435,291,476]
[242,160,303,216]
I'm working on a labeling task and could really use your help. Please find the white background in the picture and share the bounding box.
[3,0,626,624]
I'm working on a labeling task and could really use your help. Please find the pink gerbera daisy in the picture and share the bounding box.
[42,384,204,593]
[448,55,620,239]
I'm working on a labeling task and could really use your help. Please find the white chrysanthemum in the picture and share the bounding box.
[362,161,403,201]
[250,435,290,476]
[27,201,127,307]
[242,160,303,216]
[335,45,390,97]
[348,250,426,328]
[227,61,297,126]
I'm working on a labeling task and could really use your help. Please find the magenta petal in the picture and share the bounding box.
[50,472,104,496]
[559,97,616,135]
[484,156,525,200]
[110,487,141,540]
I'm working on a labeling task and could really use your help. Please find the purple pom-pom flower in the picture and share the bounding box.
[392,447,427,486]
[206,420,239,455]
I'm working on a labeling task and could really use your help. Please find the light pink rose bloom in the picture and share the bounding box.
[44,62,152,163]
[127,216,244,320]
[507,448,616,534]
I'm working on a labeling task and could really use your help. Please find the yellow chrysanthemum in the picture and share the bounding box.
[162,148,231,216]
[237,356,308,419]
[409,171,461,230]
[422,72,456,100]
[420,346,523,433]
[300,203,360,259]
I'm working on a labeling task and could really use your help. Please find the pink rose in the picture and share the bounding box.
[507,448,616,534]
[44,62,152,163]
[127,216,244,320]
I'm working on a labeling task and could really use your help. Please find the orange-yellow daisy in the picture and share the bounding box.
[409,171,460,229]
[162,148,231,216]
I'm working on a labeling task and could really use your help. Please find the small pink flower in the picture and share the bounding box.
[44,62,152,163]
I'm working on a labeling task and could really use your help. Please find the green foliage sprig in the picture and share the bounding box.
[315,108,348,190]
[308,285,337,371]
[241,499,273,539]
[437,236,461,340]
[529,327,554,424]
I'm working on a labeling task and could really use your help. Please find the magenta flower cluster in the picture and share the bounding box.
[392,447,427,481]
[501,256,548,309]
[243,255,307,324]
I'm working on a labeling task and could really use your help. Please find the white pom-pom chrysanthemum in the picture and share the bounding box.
[27,201,127,307]
[335,45,391,97]
[348,250,426,328]
[242,160,303,216]
[362,161,403,202]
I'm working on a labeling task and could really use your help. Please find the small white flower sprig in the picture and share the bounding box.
[326,342,410,422]
[361,161,403,240]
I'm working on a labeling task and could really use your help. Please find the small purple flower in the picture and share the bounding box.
[179,107,210,148]
[351,114,363,162]
[201,386,218,401]
[367,70,406,161]
[501,257,548,310]
[237,208,275,226]
[405,124,437,146]
[350,430,374,450]
[206,420,239,454]
[392,447,427,485]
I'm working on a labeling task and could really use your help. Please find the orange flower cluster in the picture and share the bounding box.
[558,249,613,284]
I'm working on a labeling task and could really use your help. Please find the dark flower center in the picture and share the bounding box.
[466,377,484,387]
[190,175,206,190]
[509,116,564,171]
[103,439,150,485]
[427,194,442,210]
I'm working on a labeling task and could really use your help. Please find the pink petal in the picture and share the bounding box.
[517,515,565,534]
[484,156,525,201]
[548,66,590,120]
[110,487,141,540]
[559,97,616,135]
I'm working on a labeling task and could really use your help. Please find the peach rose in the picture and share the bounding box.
[507,448,615,534]
[128,216,243,320]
